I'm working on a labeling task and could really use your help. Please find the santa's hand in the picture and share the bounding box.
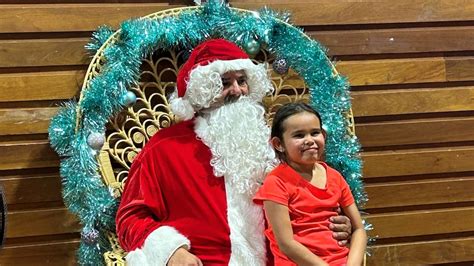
[168,247,203,266]
[329,208,352,246]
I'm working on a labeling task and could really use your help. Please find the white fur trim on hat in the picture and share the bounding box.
[173,58,273,121]
[169,89,195,121]
[125,226,190,266]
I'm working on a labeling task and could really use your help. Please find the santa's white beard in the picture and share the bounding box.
[194,96,277,195]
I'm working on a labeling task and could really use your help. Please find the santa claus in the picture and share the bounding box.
[116,39,350,266]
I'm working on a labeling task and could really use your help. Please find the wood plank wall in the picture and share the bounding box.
[0,1,473,265]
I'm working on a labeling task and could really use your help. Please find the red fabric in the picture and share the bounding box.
[254,163,354,266]
[176,39,249,97]
[116,119,232,264]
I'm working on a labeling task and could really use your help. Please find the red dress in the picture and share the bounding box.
[254,163,354,266]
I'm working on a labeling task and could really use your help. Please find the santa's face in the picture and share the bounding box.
[214,70,249,106]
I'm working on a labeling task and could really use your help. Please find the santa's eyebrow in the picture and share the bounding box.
[222,71,247,77]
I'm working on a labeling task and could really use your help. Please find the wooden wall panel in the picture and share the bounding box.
[0,71,84,102]
[232,1,474,25]
[2,174,62,205]
[0,4,184,33]
[368,237,474,265]
[446,56,474,81]
[0,255,75,266]
[0,141,59,171]
[7,208,80,238]
[367,207,474,238]
[0,39,89,68]
[284,57,473,87]
[338,58,446,85]
[365,177,474,209]
[1,1,473,265]
[363,147,474,178]
[309,26,474,56]
[356,117,474,147]
[0,240,78,266]
[352,86,474,117]
[0,108,58,136]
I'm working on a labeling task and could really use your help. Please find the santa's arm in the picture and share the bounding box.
[116,158,190,266]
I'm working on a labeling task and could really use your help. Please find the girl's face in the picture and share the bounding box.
[272,111,325,172]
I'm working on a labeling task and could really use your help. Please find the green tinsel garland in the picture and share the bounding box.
[48,1,369,264]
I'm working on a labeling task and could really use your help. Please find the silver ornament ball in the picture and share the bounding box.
[81,228,99,245]
[243,39,261,55]
[121,91,137,107]
[272,57,289,75]
[87,132,105,151]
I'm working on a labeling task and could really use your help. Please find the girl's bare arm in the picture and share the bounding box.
[263,201,328,266]
[342,203,367,266]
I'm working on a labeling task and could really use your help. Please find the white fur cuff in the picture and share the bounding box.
[125,226,191,266]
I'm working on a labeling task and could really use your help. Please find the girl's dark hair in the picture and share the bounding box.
[271,102,323,162]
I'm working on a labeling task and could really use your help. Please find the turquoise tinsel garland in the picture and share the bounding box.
[48,1,368,264]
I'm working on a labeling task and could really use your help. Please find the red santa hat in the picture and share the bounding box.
[170,39,273,120]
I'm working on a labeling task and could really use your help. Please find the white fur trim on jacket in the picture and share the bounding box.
[125,226,190,266]
[172,58,273,121]
[225,179,267,265]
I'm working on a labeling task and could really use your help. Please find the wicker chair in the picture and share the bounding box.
[76,6,359,266]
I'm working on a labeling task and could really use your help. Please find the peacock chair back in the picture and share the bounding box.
[48,2,366,265]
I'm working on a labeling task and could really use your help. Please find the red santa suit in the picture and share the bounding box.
[117,119,245,264]
[116,39,276,265]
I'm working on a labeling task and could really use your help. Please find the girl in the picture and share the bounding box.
[254,103,366,266]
